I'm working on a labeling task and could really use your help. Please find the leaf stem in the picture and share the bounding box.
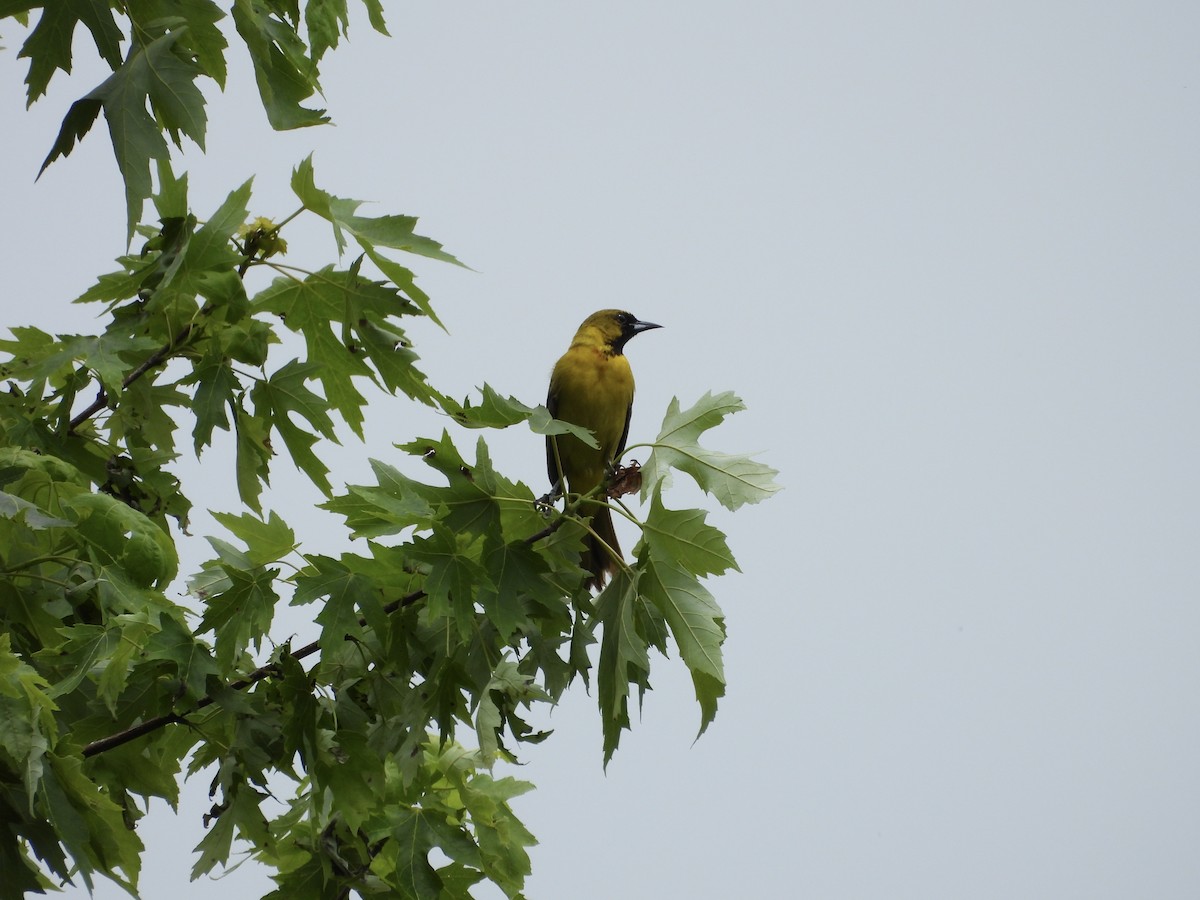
[274,206,305,230]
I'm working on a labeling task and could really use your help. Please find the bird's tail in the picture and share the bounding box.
[582,504,621,590]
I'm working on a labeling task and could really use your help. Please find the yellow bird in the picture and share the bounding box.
[547,309,662,589]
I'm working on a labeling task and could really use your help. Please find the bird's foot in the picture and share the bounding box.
[535,483,564,516]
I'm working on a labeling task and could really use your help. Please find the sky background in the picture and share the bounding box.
[3,1,1200,897]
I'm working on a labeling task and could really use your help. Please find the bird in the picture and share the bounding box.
[546,309,662,589]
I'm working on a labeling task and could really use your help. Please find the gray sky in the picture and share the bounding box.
[3,2,1200,898]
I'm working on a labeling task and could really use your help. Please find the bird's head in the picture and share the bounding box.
[576,309,662,354]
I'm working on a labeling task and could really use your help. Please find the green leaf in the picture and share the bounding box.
[0,491,72,529]
[292,555,376,654]
[640,391,781,510]
[383,809,443,898]
[191,783,268,879]
[253,267,408,434]
[126,215,196,300]
[233,400,272,513]
[151,0,230,87]
[197,562,281,671]
[304,0,348,63]
[96,609,162,710]
[439,384,599,447]
[361,243,443,328]
[231,0,329,129]
[196,178,254,260]
[71,254,147,307]
[194,520,285,672]
[406,525,491,638]
[42,753,144,891]
[41,624,114,706]
[86,726,193,811]
[64,333,161,399]
[594,570,650,765]
[475,659,551,765]
[352,313,437,405]
[184,349,238,450]
[250,359,337,496]
[322,458,436,538]
[151,158,189,218]
[19,4,77,104]
[638,549,727,737]
[316,725,384,834]
[141,613,221,702]
[295,555,386,628]
[397,433,504,538]
[63,492,179,588]
[292,156,464,267]
[19,0,123,104]
[210,509,296,566]
[476,537,561,640]
[39,31,206,241]
[81,0,125,67]
[360,0,388,34]
[0,634,57,799]
[275,650,318,762]
[143,33,208,151]
[0,330,159,396]
[640,487,739,578]
[0,2,40,17]
[457,773,535,893]
[251,251,432,411]
[37,95,103,179]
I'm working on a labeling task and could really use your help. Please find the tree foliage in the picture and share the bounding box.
[0,3,779,897]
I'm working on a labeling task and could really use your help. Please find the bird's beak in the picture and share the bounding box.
[630,319,662,334]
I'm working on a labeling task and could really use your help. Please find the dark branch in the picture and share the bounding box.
[80,485,573,758]
[69,323,196,433]
[68,243,258,435]
[81,588,427,758]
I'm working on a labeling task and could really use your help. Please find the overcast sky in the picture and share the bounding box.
[3,2,1200,898]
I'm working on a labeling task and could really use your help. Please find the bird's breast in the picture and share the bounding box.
[551,348,635,461]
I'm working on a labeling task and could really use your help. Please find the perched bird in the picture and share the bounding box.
[546,309,662,589]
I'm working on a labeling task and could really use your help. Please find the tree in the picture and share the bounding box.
[0,3,779,897]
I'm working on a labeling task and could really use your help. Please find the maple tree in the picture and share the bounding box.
[0,3,778,897]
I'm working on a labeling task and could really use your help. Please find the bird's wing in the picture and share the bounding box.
[615,401,633,461]
[545,380,561,487]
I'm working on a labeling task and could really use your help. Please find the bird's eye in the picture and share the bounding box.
[616,312,632,325]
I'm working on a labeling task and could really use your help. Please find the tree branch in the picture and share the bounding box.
[68,242,258,435]
[81,587,428,758]
[69,323,197,433]
[80,496,572,758]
